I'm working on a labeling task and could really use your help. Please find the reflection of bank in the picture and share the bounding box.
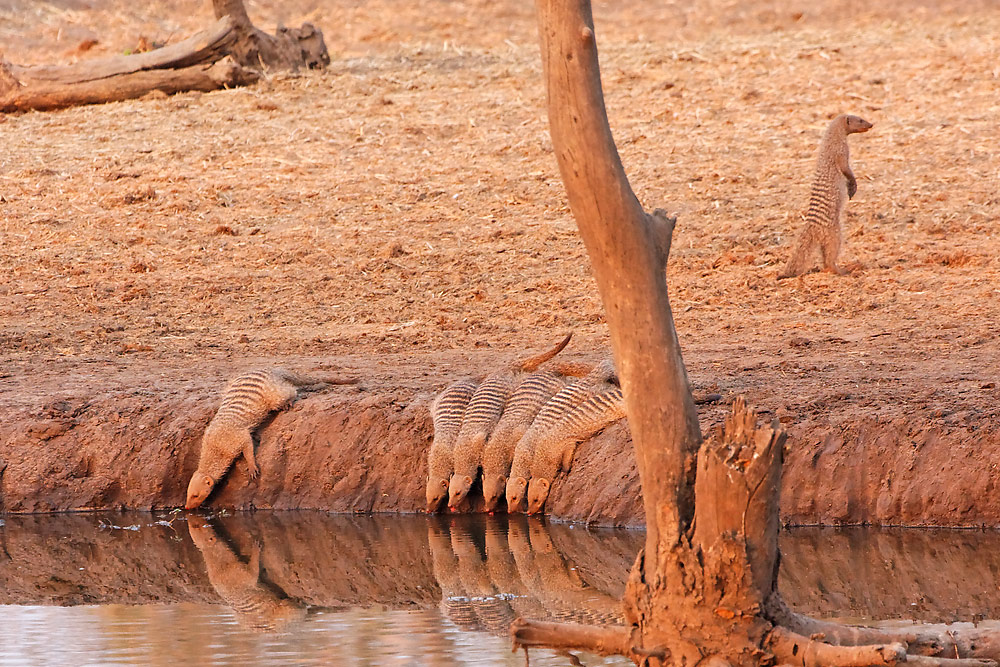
[428,515,627,637]
[188,519,306,633]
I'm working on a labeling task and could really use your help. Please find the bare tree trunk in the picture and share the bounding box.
[515,1,1000,665]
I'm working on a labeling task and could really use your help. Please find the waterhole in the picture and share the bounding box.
[0,513,997,665]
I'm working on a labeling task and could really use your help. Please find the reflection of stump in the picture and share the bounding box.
[0,0,328,113]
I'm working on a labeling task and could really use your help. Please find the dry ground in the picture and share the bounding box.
[2,0,1000,433]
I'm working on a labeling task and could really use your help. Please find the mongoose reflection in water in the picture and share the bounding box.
[185,368,357,510]
[506,359,618,512]
[188,520,306,633]
[445,333,574,512]
[426,378,479,513]
[780,114,873,278]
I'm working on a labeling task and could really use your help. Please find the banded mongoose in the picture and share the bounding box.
[524,383,625,515]
[446,333,573,511]
[505,359,617,513]
[185,368,357,510]
[425,378,479,513]
[780,114,873,278]
[480,370,574,513]
[188,521,306,633]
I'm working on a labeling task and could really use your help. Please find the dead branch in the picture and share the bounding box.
[767,626,907,667]
[1,0,327,113]
[0,58,258,113]
[905,657,998,667]
[510,618,638,658]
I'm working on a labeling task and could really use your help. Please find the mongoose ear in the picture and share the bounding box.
[202,474,213,487]
[439,479,448,489]
[498,475,506,484]
[463,475,472,485]
[515,476,526,486]
[539,478,550,489]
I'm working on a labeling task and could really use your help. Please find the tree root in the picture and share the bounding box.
[767,626,906,667]
[905,656,998,667]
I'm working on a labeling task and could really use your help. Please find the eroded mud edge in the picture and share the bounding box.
[1,386,998,527]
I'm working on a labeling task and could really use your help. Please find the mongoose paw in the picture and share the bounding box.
[248,463,260,480]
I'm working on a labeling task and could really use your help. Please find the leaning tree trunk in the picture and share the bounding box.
[513,1,1000,665]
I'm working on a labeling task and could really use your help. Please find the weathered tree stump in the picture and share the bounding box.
[0,0,328,113]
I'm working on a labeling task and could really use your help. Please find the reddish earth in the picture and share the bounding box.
[2,0,1000,525]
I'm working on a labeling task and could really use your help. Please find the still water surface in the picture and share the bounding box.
[1,513,998,665]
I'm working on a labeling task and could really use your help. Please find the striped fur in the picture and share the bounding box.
[781,114,873,278]
[480,370,572,512]
[188,521,306,633]
[185,368,356,509]
[446,333,574,510]
[426,378,478,512]
[505,359,617,512]
[525,383,625,514]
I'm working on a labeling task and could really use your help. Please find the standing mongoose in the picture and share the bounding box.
[505,359,617,513]
[426,378,479,513]
[185,368,357,510]
[524,383,626,515]
[480,369,573,513]
[780,114,873,278]
[446,333,573,511]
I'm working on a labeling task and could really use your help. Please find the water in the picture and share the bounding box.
[0,513,998,666]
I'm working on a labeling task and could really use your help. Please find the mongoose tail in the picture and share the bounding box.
[780,114,873,278]
[525,384,626,515]
[515,332,573,372]
[426,379,478,513]
[273,369,360,388]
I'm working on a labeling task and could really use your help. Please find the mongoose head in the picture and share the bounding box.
[526,477,551,515]
[845,115,873,134]
[185,473,216,509]
[425,477,449,513]
[482,473,506,512]
[447,474,473,512]
[505,475,528,513]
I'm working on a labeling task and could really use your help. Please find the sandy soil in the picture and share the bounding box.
[2,0,1000,523]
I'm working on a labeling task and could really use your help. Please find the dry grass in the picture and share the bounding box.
[2,0,1000,418]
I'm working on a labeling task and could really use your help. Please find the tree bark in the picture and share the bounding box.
[521,1,1000,665]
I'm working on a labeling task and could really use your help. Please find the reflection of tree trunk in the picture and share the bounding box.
[1,0,328,113]
[515,1,1000,665]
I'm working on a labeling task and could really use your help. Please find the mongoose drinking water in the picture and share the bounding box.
[185,368,357,510]
[480,369,573,513]
[446,333,573,511]
[505,359,617,512]
[426,378,479,513]
[780,114,873,278]
[524,383,626,515]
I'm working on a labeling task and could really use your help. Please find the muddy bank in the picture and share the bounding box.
[2,376,1000,527]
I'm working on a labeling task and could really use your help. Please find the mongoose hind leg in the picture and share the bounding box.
[820,227,846,275]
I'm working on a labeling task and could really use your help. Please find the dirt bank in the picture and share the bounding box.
[2,357,1000,528]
